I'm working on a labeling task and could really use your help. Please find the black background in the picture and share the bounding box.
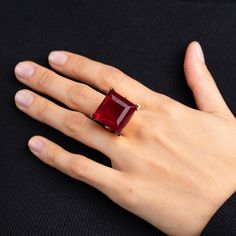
[1,1,236,235]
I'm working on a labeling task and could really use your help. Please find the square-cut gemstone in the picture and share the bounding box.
[92,89,138,135]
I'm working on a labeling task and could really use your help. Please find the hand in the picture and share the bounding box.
[14,41,236,236]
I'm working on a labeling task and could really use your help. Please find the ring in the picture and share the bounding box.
[91,88,140,135]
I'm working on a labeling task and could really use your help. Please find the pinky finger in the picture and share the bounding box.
[28,135,120,194]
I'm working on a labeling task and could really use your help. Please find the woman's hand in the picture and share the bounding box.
[14,41,236,236]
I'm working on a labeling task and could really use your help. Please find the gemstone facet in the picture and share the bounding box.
[92,89,138,135]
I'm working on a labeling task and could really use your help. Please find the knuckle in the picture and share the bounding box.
[36,99,50,117]
[101,66,125,88]
[68,84,91,108]
[37,70,52,90]
[146,157,161,172]
[149,93,170,110]
[158,97,183,120]
[46,145,61,165]
[70,156,89,180]
[63,112,88,137]
[130,112,154,138]
[159,94,175,107]
[131,117,149,137]
[71,56,86,75]
[167,105,183,120]
[137,123,150,137]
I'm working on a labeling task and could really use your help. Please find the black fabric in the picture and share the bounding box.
[201,192,236,236]
[1,0,236,235]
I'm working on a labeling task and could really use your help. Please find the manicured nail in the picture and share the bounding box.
[15,62,34,79]
[15,90,34,107]
[49,51,68,65]
[195,42,205,64]
[28,138,44,152]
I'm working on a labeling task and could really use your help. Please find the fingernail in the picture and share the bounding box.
[195,42,205,64]
[15,90,34,107]
[49,51,68,65]
[15,62,34,79]
[28,138,44,152]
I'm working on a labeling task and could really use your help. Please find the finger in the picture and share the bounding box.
[48,51,152,106]
[14,89,121,157]
[184,41,234,119]
[28,135,121,195]
[14,61,104,116]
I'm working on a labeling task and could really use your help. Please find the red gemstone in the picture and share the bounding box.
[92,89,138,135]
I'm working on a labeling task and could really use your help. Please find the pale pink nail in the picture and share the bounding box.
[15,90,34,107]
[49,51,68,65]
[195,42,205,64]
[15,62,34,78]
[28,138,44,152]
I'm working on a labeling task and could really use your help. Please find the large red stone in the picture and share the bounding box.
[92,89,138,135]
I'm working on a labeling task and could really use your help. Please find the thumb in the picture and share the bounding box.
[184,41,233,119]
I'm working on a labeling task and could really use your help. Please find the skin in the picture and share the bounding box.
[14,41,236,235]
